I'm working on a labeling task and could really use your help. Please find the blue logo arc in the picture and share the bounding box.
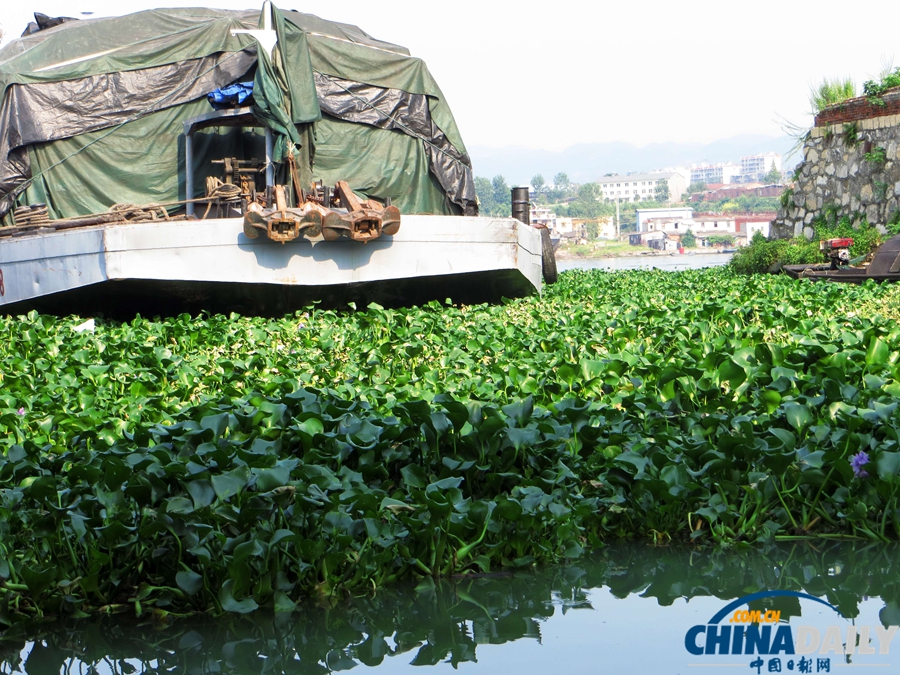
[708,590,843,625]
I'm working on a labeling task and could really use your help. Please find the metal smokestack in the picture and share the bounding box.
[511,186,530,225]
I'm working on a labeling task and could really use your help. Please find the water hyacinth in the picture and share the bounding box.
[851,451,870,478]
[1,267,900,625]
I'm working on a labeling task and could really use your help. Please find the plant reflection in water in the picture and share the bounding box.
[2,541,900,674]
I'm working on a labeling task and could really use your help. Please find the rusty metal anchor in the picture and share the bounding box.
[320,181,401,243]
[242,181,400,244]
[242,185,322,243]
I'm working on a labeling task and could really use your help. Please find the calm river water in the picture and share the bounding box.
[558,252,733,272]
[3,542,899,675]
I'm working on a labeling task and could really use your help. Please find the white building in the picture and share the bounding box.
[635,206,693,232]
[596,217,617,239]
[530,206,555,229]
[595,171,688,203]
[740,217,771,239]
[644,217,689,233]
[690,163,741,185]
[530,206,575,237]
[692,215,737,233]
[740,153,782,182]
[643,214,737,234]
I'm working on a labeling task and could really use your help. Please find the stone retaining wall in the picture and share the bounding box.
[771,113,900,239]
[813,90,900,126]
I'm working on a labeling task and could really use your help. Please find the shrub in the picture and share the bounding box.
[729,216,882,275]
[729,236,819,274]
[863,67,900,105]
[707,234,736,247]
[810,77,856,113]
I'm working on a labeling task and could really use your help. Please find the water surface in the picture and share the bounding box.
[559,252,733,272]
[3,542,899,675]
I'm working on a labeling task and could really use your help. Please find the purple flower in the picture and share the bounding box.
[851,451,870,478]
[16,407,25,416]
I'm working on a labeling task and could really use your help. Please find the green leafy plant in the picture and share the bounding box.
[863,66,900,106]
[706,234,735,247]
[4,270,900,625]
[730,211,882,274]
[865,146,887,165]
[887,209,900,235]
[843,121,860,146]
[810,76,856,113]
[780,186,794,210]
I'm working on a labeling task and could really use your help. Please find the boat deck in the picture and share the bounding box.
[0,215,543,316]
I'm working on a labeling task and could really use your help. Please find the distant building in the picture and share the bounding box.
[690,163,741,185]
[740,153,782,182]
[531,205,576,237]
[629,230,679,252]
[530,206,554,229]
[691,182,784,201]
[692,214,738,233]
[734,213,776,239]
[595,171,688,203]
[643,214,737,234]
[639,213,747,248]
[635,206,693,232]
[644,217,690,233]
[591,217,618,239]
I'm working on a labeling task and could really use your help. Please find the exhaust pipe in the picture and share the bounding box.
[511,186,530,225]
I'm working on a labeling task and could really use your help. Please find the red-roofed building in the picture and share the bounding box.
[691,183,784,201]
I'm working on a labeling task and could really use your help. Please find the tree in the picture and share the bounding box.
[681,230,696,248]
[654,181,670,203]
[577,183,601,202]
[687,181,707,194]
[474,176,494,215]
[763,165,782,183]
[491,175,511,216]
[531,174,545,197]
[549,172,574,202]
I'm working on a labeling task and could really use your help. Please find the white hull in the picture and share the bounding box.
[0,215,543,314]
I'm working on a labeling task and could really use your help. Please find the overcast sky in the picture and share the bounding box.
[1,1,897,151]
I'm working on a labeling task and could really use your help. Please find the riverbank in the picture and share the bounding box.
[554,239,733,260]
[557,251,733,272]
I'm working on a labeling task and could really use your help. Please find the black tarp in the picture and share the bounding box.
[314,73,476,215]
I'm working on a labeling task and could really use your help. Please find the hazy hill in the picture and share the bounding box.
[468,134,798,185]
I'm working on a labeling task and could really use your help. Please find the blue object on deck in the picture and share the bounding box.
[207,81,254,109]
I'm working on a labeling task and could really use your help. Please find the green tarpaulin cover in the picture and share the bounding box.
[0,5,476,223]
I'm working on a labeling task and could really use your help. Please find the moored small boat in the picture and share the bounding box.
[782,234,900,283]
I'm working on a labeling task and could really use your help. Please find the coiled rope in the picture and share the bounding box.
[13,203,50,226]
[205,176,242,201]
[202,177,243,218]
[108,203,171,222]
